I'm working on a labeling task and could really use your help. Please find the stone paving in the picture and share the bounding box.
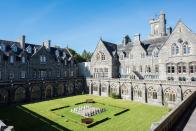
[183,107,196,131]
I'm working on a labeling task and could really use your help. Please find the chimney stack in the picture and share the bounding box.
[134,33,140,43]
[167,27,172,35]
[43,40,51,51]
[19,35,25,49]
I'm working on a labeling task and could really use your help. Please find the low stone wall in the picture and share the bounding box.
[86,78,196,107]
[150,90,196,131]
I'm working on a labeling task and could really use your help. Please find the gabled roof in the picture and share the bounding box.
[101,40,117,57]
[142,36,169,55]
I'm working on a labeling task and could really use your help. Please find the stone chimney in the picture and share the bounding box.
[18,35,25,49]
[159,10,166,36]
[167,27,172,36]
[134,33,140,43]
[43,40,51,51]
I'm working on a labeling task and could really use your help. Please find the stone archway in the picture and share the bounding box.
[0,88,8,104]
[110,83,119,95]
[31,86,41,100]
[147,86,158,100]
[183,89,192,99]
[164,87,177,106]
[56,83,64,96]
[45,85,53,98]
[133,85,142,99]
[67,81,74,95]
[14,87,26,102]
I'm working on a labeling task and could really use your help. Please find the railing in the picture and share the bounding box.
[150,90,196,131]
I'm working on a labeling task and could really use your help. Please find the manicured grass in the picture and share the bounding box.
[0,95,169,131]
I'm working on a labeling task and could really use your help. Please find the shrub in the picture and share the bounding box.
[81,118,94,124]
[110,93,121,99]
[86,99,95,103]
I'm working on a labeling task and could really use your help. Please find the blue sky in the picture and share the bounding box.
[0,0,196,53]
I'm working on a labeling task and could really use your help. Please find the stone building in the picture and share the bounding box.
[88,11,196,107]
[90,11,196,82]
[0,36,86,104]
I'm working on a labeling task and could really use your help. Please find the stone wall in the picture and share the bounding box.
[0,77,86,104]
[86,78,196,108]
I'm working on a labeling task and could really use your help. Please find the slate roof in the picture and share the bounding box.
[0,39,73,62]
[102,40,117,57]
[117,36,169,56]
[141,36,169,55]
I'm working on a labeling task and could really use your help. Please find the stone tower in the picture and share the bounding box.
[149,11,166,38]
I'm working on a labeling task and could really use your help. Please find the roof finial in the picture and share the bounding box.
[160,10,164,15]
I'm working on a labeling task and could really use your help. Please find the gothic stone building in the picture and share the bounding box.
[88,11,196,107]
[0,35,85,104]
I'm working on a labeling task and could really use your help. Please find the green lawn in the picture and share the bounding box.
[0,95,169,131]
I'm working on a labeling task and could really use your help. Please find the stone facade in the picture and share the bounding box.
[0,36,86,104]
[90,11,196,82]
[88,11,196,107]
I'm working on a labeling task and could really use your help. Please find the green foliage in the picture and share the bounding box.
[81,49,93,62]
[68,48,92,63]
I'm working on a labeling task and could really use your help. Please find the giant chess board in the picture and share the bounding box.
[71,104,106,117]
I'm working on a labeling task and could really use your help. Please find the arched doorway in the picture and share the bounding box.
[0,88,8,104]
[67,82,74,95]
[56,84,64,96]
[14,87,26,102]
[31,86,41,100]
[45,85,53,98]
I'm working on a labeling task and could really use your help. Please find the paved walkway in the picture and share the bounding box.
[183,107,196,131]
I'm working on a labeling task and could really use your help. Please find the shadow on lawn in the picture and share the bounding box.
[0,104,71,131]
[18,105,71,131]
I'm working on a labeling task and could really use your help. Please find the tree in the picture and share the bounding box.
[68,48,85,63]
[68,48,92,63]
[81,50,93,62]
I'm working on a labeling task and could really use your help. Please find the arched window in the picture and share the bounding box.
[171,43,179,55]
[121,85,128,95]
[133,86,142,98]
[148,87,157,99]
[183,42,190,55]
[164,88,176,102]
[189,62,196,73]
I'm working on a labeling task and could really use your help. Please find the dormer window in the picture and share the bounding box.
[12,45,17,52]
[40,55,46,64]
[10,56,14,63]
[26,46,32,53]
[55,50,59,57]
[63,52,66,58]
[22,56,25,63]
[0,44,5,51]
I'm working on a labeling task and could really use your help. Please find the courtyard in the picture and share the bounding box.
[0,95,169,131]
